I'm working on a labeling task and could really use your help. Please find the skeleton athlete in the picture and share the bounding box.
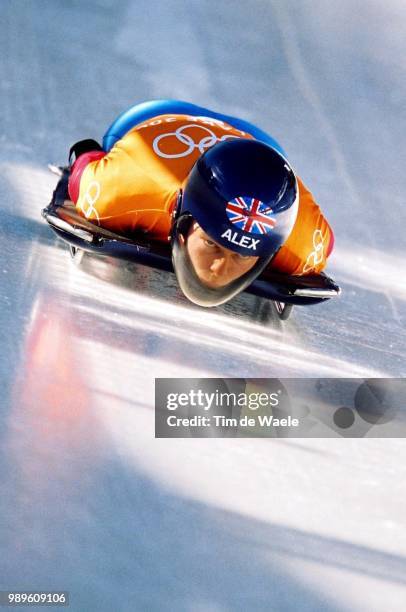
[68,100,334,306]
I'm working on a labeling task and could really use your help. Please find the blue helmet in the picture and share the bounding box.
[171,138,298,307]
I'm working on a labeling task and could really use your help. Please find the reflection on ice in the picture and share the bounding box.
[34,240,385,379]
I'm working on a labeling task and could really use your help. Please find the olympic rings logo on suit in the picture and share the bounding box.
[80,181,101,225]
[152,124,240,159]
[302,229,325,273]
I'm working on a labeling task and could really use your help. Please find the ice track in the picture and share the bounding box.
[0,1,405,610]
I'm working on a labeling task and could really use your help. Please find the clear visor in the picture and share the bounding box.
[172,218,274,307]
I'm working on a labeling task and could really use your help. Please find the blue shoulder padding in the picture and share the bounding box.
[102,99,286,157]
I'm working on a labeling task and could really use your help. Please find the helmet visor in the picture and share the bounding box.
[172,216,275,307]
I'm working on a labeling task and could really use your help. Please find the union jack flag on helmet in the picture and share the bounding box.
[226,196,277,235]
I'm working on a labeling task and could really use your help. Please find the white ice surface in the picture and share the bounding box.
[0,1,405,611]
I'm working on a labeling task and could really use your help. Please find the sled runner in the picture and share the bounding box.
[42,166,340,320]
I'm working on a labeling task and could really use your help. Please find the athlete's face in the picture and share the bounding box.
[185,224,259,288]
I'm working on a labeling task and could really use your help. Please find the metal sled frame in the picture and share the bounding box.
[42,168,340,314]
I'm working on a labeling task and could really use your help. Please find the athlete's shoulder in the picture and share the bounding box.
[269,176,334,275]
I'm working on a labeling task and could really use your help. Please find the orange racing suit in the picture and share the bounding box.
[68,114,334,275]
